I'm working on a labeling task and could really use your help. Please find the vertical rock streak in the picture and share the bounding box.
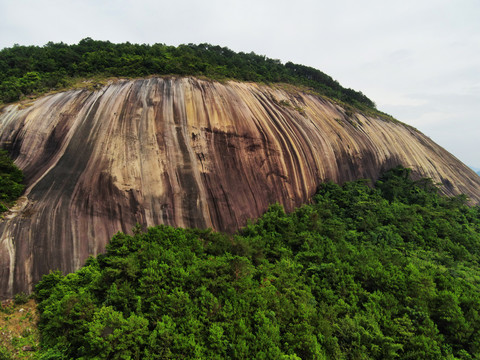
[0,77,479,298]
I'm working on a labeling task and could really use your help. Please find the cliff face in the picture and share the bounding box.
[1,77,479,298]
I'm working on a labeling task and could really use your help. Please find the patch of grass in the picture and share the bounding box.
[0,299,39,359]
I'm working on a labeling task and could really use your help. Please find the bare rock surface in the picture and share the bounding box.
[1,77,479,298]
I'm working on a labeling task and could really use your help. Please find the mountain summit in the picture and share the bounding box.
[0,40,479,298]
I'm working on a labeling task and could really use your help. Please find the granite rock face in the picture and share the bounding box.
[1,77,479,298]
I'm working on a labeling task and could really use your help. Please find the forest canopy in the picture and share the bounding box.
[0,39,375,110]
[35,166,480,359]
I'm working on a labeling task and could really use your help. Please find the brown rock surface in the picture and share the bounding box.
[0,77,479,298]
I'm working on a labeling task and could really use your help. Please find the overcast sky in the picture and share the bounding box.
[1,0,479,169]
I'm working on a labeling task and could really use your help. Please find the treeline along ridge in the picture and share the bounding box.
[0,38,375,109]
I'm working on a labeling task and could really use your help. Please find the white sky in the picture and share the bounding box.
[1,0,479,168]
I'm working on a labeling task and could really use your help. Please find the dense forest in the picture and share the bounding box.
[34,167,480,359]
[0,38,375,110]
[0,150,24,214]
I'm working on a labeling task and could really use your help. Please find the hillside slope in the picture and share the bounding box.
[0,77,479,298]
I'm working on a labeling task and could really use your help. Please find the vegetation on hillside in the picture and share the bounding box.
[0,298,39,359]
[0,150,24,214]
[0,39,375,110]
[34,166,480,359]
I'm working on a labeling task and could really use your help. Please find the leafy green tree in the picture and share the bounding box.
[0,150,24,212]
[34,167,480,359]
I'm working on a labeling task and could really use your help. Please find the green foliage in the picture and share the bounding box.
[35,166,480,359]
[0,150,24,213]
[0,346,13,360]
[13,292,29,305]
[0,347,12,360]
[0,39,375,110]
